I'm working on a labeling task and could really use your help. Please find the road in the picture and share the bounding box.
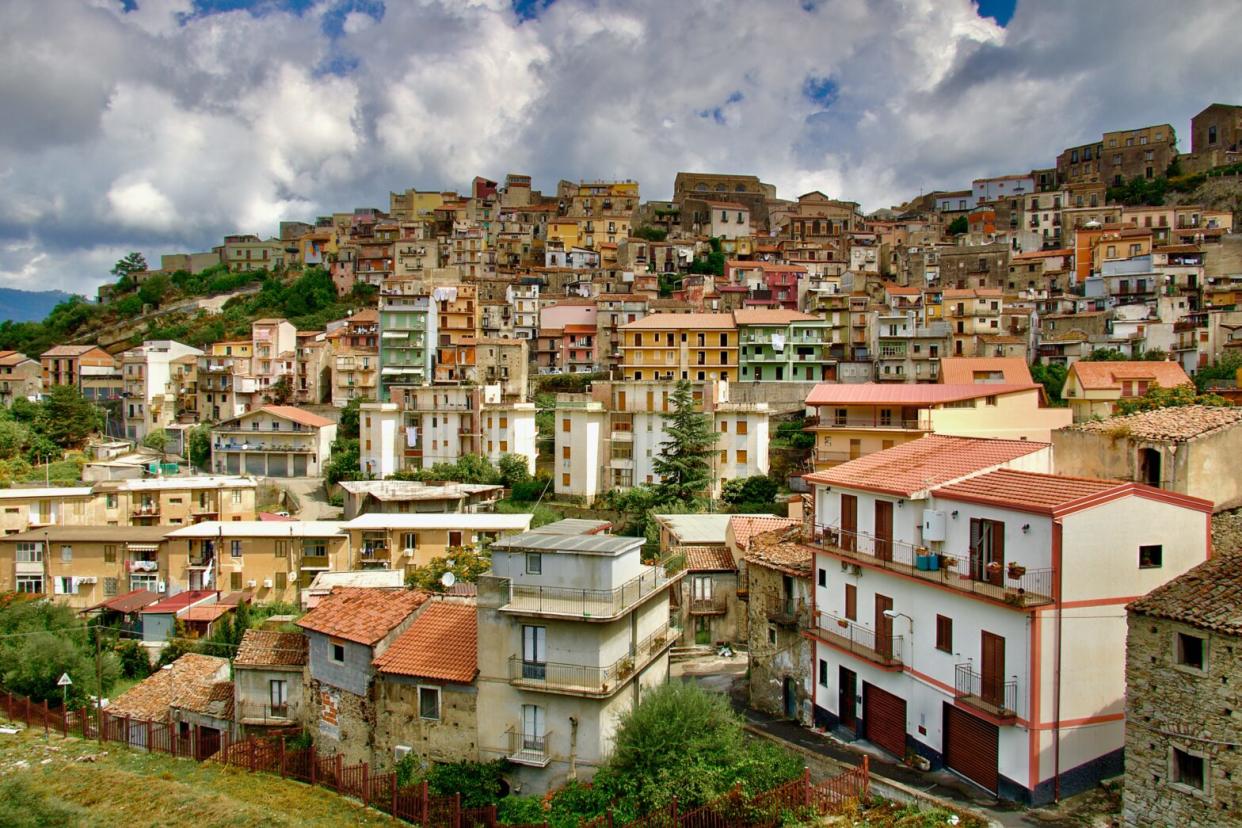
[274,477,342,520]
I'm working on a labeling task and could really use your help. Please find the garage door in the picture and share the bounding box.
[862,683,906,758]
[943,703,999,793]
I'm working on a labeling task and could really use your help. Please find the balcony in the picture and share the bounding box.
[813,611,902,669]
[813,415,929,431]
[132,504,161,518]
[809,525,1054,608]
[688,593,728,616]
[954,663,1018,721]
[506,728,553,767]
[500,558,684,621]
[765,593,804,626]
[508,624,675,697]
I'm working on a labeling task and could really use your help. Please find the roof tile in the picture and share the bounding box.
[372,601,477,683]
[1129,552,1242,633]
[297,587,430,646]
[235,629,308,668]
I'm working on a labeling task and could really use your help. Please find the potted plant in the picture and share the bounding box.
[1007,562,1027,580]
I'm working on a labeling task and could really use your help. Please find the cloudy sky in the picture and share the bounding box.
[2,0,1239,295]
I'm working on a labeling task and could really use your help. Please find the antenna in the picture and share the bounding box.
[440,571,457,588]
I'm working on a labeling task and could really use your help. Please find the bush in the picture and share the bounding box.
[115,639,152,680]
[497,795,546,825]
[397,759,507,808]
[721,475,779,508]
[509,478,549,502]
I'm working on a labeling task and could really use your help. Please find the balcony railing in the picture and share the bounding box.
[954,663,1018,720]
[508,623,675,696]
[688,593,728,615]
[132,505,160,517]
[811,416,929,431]
[814,611,902,668]
[500,558,684,620]
[506,728,553,767]
[766,593,804,626]
[808,524,1054,608]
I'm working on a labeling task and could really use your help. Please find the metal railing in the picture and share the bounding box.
[506,727,553,766]
[814,611,902,667]
[765,593,803,625]
[688,593,728,615]
[501,558,684,619]
[955,663,1018,719]
[808,524,1054,607]
[508,623,674,695]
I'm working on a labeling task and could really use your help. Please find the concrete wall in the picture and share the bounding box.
[677,571,746,646]
[235,664,305,727]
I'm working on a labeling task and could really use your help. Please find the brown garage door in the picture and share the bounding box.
[943,703,999,793]
[862,683,906,758]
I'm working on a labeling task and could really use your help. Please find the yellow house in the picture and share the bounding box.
[91,476,258,526]
[0,486,95,535]
[0,525,172,609]
[618,313,739,382]
[164,520,351,602]
[1062,361,1192,422]
[343,513,533,574]
[804,382,1071,470]
[547,220,582,251]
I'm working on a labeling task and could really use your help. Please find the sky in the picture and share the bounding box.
[1,0,1238,295]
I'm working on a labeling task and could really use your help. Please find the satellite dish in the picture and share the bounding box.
[440,571,457,588]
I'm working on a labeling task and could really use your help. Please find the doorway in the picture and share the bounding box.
[782,677,798,720]
[838,667,857,729]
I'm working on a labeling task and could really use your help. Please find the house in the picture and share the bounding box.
[302,569,406,610]
[108,653,233,757]
[210,405,336,478]
[91,476,258,526]
[475,525,682,792]
[40,344,121,401]
[806,448,1211,804]
[734,309,833,383]
[1123,552,1242,825]
[373,599,480,769]
[743,525,814,724]
[1053,406,1242,511]
[338,480,504,520]
[165,520,350,598]
[618,314,739,383]
[140,590,220,645]
[378,293,439,399]
[299,587,431,765]
[118,340,204,442]
[233,629,308,732]
[83,588,160,637]
[331,309,380,404]
[0,486,95,535]
[803,382,1071,470]
[0,351,41,403]
[342,512,532,573]
[1062,361,1192,422]
[0,525,171,609]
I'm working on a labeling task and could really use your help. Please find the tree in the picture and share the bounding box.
[1115,382,1229,415]
[137,272,171,307]
[721,475,779,509]
[187,424,211,469]
[653,380,718,505]
[0,419,30,460]
[948,215,968,235]
[1030,361,1068,403]
[405,546,492,592]
[266,375,293,405]
[37,385,102,449]
[142,428,174,455]
[111,252,148,291]
[633,226,667,242]
[0,597,120,704]
[497,453,532,488]
[1193,352,1242,392]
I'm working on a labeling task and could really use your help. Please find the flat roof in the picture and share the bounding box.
[654,513,777,545]
[344,513,532,531]
[94,476,255,491]
[528,518,612,535]
[0,487,93,499]
[5,526,172,543]
[165,521,348,538]
[490,531,644,556]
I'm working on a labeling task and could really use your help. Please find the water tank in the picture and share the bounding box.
[922,510,947,542]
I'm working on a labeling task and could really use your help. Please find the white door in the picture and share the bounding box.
[522,625,546,680]
[521,704,544,750]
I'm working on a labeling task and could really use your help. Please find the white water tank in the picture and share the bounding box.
[922,510,947,542]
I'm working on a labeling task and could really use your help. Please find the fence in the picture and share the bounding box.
[1,687,868,828]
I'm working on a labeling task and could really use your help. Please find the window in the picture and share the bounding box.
[104,544,116,563]
[768,626,777,645]
[60,544,72,562]
[448,531,462,548]
[1139,544,1163,569]
[230,572,242,591]
[736,420,747,435]
[402,532,417,551]
[819,659,828,687]
[817,568,826,588]
[562,418,571,433]
[1208,125,1218,145]
[274,571,286,590]
[1176,632,1206,671]
[1172,747,1206,792]
[736,450,748,465]
[935,615,953,653]
[269,679,288,715]
[844,584,857,621]
[331,642,346,663]
[526,553,542,575]
[720,420,728,433]
[103,577,117,597]
[275,540,289,558]
[522,625,546,679]
[105,494,117,509]
[231,540,243,557]
[232,490,242,504]
[16,575,42,593]
[418,686,441,720]
[16,542,42,563]
[562,473,571,487]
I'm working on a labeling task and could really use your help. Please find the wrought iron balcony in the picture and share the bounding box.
[814,611,903,669]
[955,663,1018,720]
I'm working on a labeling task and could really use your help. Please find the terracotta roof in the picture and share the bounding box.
[678,546,737,571]
[234,629,308,668]
[182,604,233,623]
[297,587,429,646]
[87,589,160,615]
[1012,248,1072,260]
[176,680,234,720]
[932,469,1209,515]
[732,309,820,325]
[1128,553,1242,633]
[805,382,1036,406]
[348,308,379,322]
[258,511,297,521]
[805,434,1048,496]
[744,526,812,577]
[1067,361,1191,391]
[882,283,922,295]
[729,516,799,551]
[257,405,335,428]
[109,653,229,720]
[41,344,105,357]
[938,357,1033,385]
[372,601,477,684]
[726,260,807,273]
[141,590,217,615]
[1062,405,1242,442]
[620,313,736,330]
[0,351,33,366]
[943,288,1003,298]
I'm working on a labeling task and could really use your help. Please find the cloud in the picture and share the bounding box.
[1,0,1240,295]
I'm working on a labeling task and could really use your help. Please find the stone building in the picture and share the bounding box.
[233,629,308,734]
[743,525,813,725]
[1124,552,1242,826]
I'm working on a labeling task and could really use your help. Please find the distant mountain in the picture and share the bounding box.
[0,288,76,323]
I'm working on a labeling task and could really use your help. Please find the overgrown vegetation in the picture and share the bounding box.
[0,387,102,484]
[404,545,492,592]
[0,594,120,705]
[688,236,725,277]
[1114,382,1229,415]
[1193,352,1242,392]
[947,215,968,235]
[1030,361,1068,404]
[1082,347,1168,362]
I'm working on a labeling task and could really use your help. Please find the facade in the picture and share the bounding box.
[1061,361,1192,422]
[210,405,336,478]
[342,512,533,574]
[0,486,95,535]
[743,525,814,724]
[0,351,41,403]
[378,293,438,399]
[250,318,298,401]
[475,526,681,792]
[806,450,1211,804]
[332,309,380,405]
[475,338,529,398]
[41,344,121,401]
[338,480,504,520]
[90,475,257,526]
[234,629,309,732]
[618,313,739,383]
[1124,552,1242,825]
[197,341,257,422]
[734,309,832,382]
[536,303,598,375]
[119,340,204,442]
[293,331,332,406]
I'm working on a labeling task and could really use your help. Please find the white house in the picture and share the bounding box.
[210,405,336,478]
[804,437,1212,804]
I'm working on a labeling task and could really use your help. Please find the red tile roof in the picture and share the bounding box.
[731,309,820,325]
[259,405,335,428]
[182,604,232,623]
[937,357,1033,385]
[805,382,1036,406]
[297,587,429,645]
[744,526,812,577]
[88,589,159,615]
[372,601,477,684]
[1067,361,1191,391]
[1129,552,1242,633]
[679,546,737,572]
[932,469,1211,516]
[729,516,799,551]
[621,313,736,330]
[805,435,1048,496]
[109,654,229,720]
[235,629,308,668]
[141,590,217,614]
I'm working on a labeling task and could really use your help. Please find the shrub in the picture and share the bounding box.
[115,639,151,680]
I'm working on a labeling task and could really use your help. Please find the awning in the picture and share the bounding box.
[299,565,330,571]
[126,543,160,553]
[381,331,408,339]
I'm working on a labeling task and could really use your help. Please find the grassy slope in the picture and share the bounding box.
[0,726,400,828]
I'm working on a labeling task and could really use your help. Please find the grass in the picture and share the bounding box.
[18,459,85,485]
[0,724,400,828]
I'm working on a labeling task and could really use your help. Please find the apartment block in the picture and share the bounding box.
[167,520,350,597]
[210,405,337,478]
[343,512,533,574]
[197,340,258,422]
[735,309,832,382]
[119,340,204,442]
[618,313,738,382]
[331,309,379,405]
[378,293,438,399]
[41,344,121,401]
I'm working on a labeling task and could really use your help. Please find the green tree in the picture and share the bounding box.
[0,597,120,704]
[111,252,148,291]
[1115,382,1230,415]
[137,273,171,307]
[496,453,531,488]
[633,226,668,242]
[0,418,30,460]
[1193,352,1242,392]
[721,475,779,508]
[38,385,102,449]
[265,374,293,405]
[948,215,968,235]
[653,380,718,505]
[772,415,815,449]
[1030,361,1068,403]
[405,546,492,592]
[187,424,211,469]
[337,396,367,441]
[142,427,174,455]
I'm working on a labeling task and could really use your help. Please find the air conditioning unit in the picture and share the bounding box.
[78,576,98,584]
[263,579,273,589]
[394,745,412,761]
[247,579,257,588]
[157,580,167,593]
[403,548,415,557]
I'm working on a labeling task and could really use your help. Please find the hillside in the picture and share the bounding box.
[0,288,75,323]
[0,726,400,828]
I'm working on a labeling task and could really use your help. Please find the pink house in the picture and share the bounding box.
[536,302,599,374]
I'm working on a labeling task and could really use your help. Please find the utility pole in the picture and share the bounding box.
[93,631,103,743]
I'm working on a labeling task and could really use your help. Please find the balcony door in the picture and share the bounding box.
[969,518,1005,586]
[521,704,545,751]
[981,631,1005,708]
[874,594,893,660]
[840,494,857,552]
[522,625,546,680]
[873,501,893,562]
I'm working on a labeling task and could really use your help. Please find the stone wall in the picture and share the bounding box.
[1212,509,1242,555]
[1123,612,1241,826]
[304,678,375,766]
[745,562,812,725]
[372,677,479,772]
